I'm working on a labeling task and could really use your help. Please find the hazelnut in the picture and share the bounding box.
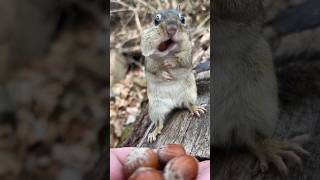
[123,148,159,177]
[157,144,186,164]
[129,167,164,180]
[164,155,198,180]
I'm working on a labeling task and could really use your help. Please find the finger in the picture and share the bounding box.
[259,159,268,173]
[195,111,200,117]
[279,150,302,168]
[254,151,268,173]
[110,150,126,180]
[163,74,173,80]
[110,147,136,164]
[251,161,262,177]
[197,108,205,114]
[197,161,210,180]
[289,134,310,145]
[287,143,311,157]
[270,154,289,176]
[197,171,210,180]
[198,160,210,170]
[202,107,207,112]
[200,107,207,112]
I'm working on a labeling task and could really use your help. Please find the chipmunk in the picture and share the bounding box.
[213,0,310,175]
[140,8,206,143]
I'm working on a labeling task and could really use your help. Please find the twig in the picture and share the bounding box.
[118,35,140,47]
[137,122,155,147]
[169,0,173,8]
[134,10,142,33]
[111,0,142,33]
[110,0,132,9]
[156,0,162,9]
[135,0,157,11]
[122,13,135,28]
[117,35,140,48]
[188,0,195,8]
[110,9,131,13]
[190,27,207,38]
[119,46,141,54]
[198,16,210,28]
[195,70,210,81]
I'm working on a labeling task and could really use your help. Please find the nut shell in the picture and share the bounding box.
[123,148,159,177]
[157,144,186,164]
[164,155,198,180]
[129,167,163,180]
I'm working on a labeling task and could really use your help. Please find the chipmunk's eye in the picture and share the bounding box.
[179,14,185,24]
[154,14,162,26]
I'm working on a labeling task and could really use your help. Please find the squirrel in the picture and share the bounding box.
[213,0,310,176]
[140,8,206,144]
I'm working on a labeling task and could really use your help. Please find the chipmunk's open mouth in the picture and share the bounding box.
[157,38,176,52]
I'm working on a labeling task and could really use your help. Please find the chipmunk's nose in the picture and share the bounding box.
[166,24,177,37]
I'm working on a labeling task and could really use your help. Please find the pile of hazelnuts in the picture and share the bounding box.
[124,144,198,180]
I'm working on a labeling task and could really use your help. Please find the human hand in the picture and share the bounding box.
[110,147,210,180]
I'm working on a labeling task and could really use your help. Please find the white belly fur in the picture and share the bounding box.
[146,71,197,109]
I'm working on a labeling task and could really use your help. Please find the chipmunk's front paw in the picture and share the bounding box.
[252,134,310,176]
[188,105,207,117]
[147,122,163,143]
[147,132,157,143]
[163,60,176,68]
[161,71,174,81]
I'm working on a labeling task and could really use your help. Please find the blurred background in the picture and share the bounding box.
[109,0,210,148]
[262,0,320,106]
[0,0,106,180]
